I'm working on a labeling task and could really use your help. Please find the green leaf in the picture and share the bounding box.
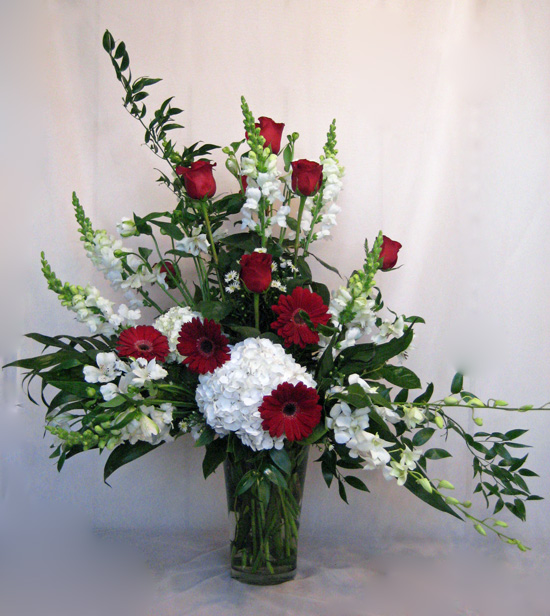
[339,326,414,372]
[150,220,184,240]
[414,382,434,404]
[309,253,342,278]
[44,381,92,396]
[104,441,161,482]
[394,388,409,403]
[310,281,330,306]
[227,325,260,339]
[451,372,464,394]
[413,428,435,447]
[194,426,215,447]
[202,437,227,478]
[269,448,292,475]
[300,423,328,445]
[283,144,293,171]
[504,429,529,441]
[424,448,452,460]
[197,300,234,322]
[235,471,256,496]
[338,480,349,503]
[138,247,153,261]
[344,475,370,492]
[102,30,115,52]
[380,365,421,389]
[263,465,287,489]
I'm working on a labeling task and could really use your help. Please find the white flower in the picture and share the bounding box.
[241,154,258,178]
[372,316,405,344]
[128,358,168,387]
[374,405,401,424]
[348,374,378,394]
[175,227,210,256]
[403,405,425,430]
[383,460,408,486]
[400,446,422,470]
[118,403,174,446]
[225,282,241,294]
[83,352,125,383]
[272,204,290,228]
[271,280,287,293]
[116,217,138,238]
[224,270,239,283]
[153,306,200,362]
[326,402,370,445]
[100,383,120,401]
[196,338,316,451]
[348,432,392,469]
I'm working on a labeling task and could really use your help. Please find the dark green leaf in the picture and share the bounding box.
[104,441,161,482]
[344,475,369,492]
[102,30,115,52]
[269,448,292,475]
[423,448,452,460]
[197,301,234,322]
[414,382,434,403]
[263,465,287,489]
[413,428,435,447]
[451,373,464,394]
[202,438,227,478]
[380,365,421,389]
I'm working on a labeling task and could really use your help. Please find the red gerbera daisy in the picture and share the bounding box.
[271,287,330,348]
[259,382,321,441]
[176,318,230,374]
[116,325,170,362]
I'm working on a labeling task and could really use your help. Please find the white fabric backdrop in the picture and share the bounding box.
[1,0,549,553]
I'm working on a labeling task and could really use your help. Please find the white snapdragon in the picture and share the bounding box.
[83,352,126,384]
[153,306,200,362]
[175,227,210,256]
[116,217,138,238]
[85,229,128,288]
[196,338,316,451]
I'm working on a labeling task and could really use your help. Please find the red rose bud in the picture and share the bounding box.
[158,261,178,289]
[379,235,402,270]
[176,160,216,200]
[240,252,273,293]
[256,116,285,154]
[291,159,323,197]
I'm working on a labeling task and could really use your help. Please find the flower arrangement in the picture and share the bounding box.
[6,31,545,585]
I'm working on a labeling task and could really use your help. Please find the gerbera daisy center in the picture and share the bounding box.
[136,340,153,352]
[198,337,214,356]
[291,309,306,326]
[282,402,298,416]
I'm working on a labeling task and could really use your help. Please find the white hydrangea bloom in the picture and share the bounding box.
[196,337,316,451]
[153,306,200,362]
[83,352,126,384]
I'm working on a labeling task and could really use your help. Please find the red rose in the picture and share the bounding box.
[379,235,402,270]
[240,252,273,293]
[256,116,285,154]
[291,159,323,197]
[176,160,216,200]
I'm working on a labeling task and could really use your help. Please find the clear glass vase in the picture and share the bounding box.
[224,443,309,585]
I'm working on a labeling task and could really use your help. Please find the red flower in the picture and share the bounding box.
[177,318,230,374]
[176,160,217,200]
[240,252,273,293]
[240,174,248,194]
[291,159,323,197]
[256,116,285,154]
[157,261,179,289]
[379,235,402,270]
[271,287,330,348]
[116,325,170,362]
[260,382,321,441]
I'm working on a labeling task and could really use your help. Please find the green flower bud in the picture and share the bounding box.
[444,396,459,406]
[473,417,484,426]
[462,501,472,508]
[469,398,485,408]
[222,146,232,154]
[474,524,487,537]
[494,520,508,528]
[517,542,528,552]
[94,425,104,435]
[520,405,533,412]
[86,387,97,398]
[494,400,508,407]
[438,480,455,490]
[445,496,461,506]
[434,415,445,429]
[418,478,432,493]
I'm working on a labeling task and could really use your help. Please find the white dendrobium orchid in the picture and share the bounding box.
[175,227,210,256]
[400,446,422,470]
[347,432,393,469]
[372,315,405,344]
[402,405,426,430]
[348,374,379,395]
[326,402,370,445]
[384,460,408,486]
[128,358,168,387]
[374,405,401,425]
[83,352,125,384]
